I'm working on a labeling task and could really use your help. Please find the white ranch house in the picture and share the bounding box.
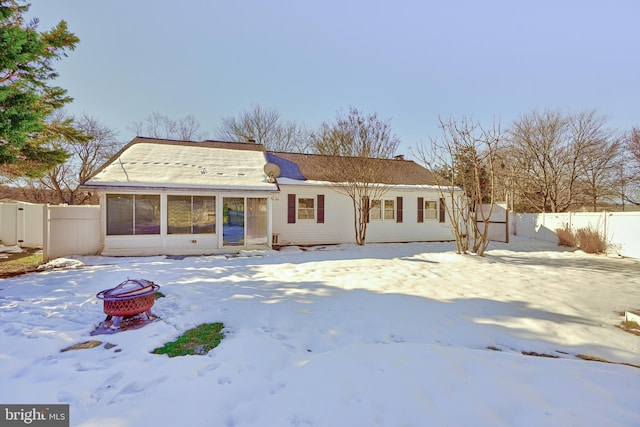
[81,137,456,256]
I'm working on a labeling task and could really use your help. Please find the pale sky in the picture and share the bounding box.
[26,0,640,155]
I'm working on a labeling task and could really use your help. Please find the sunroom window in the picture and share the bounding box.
[167,195,216,234]
[106,194,160,235]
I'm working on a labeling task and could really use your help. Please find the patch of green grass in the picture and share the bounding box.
[0,251,43,278]
[152,323,225,357]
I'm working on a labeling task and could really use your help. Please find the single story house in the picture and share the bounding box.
[82,137,457,256]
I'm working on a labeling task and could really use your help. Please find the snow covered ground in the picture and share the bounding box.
[1,238,639,427]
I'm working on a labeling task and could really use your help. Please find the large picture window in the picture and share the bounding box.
[167,195,216,234]
[107,194,160,235]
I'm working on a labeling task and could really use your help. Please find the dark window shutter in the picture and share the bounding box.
[288,194,296,223]
[417,197,424,223]
[439,197,446,223]
[397,196,403,223]
[317,194,325,223]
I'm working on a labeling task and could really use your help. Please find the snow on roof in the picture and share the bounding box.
[84,139,277,192]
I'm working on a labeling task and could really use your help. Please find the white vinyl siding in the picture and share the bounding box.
[273,185,454,246]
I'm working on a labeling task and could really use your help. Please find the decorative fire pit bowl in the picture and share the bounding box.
[96,279,160,329]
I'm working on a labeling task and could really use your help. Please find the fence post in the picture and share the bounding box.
[505,208,510,244]
[569,211,573,231]
[42,204,50,263]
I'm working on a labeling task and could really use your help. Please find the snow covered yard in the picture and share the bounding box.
[0,238,639,427]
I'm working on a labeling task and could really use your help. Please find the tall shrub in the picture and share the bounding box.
[575,225,607,254]
[555,225,576,247]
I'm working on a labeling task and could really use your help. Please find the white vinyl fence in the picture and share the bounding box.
[0,201,100,262]
[478,203,509,243]
[510,211,640,259]
[43,205,101,261]
[0,201,44,248]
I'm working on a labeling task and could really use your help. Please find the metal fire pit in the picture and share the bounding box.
[96,279,159,328]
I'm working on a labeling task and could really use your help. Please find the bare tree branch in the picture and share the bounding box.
[311,107,400,245]
[11,112,122,204]
[217,104,311,152]
[129,111,205,141]
[413,116,500,255]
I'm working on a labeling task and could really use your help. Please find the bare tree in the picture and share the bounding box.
[311,107,400,245]
[507,109,573,212]
[217,104,311,152]
[414,116,501,255]
[130,111,205,141]
[619,126,640,207]
[17,113,121,204]
[493,144,520,211]
[571,111,622,210]
[628,127,640,163]
[507,109,624,212]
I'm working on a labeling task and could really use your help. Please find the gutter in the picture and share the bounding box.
[79,184,279,193]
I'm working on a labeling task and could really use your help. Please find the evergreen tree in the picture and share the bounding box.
[0,0,82,177]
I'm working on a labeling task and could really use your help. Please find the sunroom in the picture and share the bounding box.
[83,138,278,256]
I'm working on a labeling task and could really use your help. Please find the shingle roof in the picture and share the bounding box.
[266,152,437,185]
[84,137,437,191]
[83,137,276,191]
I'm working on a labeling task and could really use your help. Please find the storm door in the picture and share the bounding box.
[246,198,268,245]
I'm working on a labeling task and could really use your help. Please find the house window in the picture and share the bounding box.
[384,199,395,220]
[417,197,439,223]
[167,195,215,234]
[424,200,438,220]
[107,194,160,235]
[288,194,324,223]
[371,198,395,221]
[370,200,382,220]
[298,198,315,220]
